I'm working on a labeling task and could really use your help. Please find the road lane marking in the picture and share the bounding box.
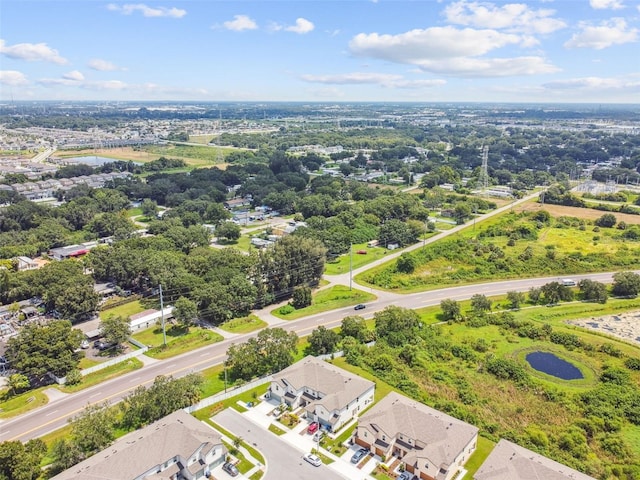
[44,410,58,417]
[89,392,102,399]
[8,353,226,442]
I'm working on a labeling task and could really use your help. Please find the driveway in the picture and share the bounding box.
[213,409,346,480]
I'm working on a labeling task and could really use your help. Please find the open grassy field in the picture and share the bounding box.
[357,207,640,293]
[515,201,640,225]
[219,315,267,334]
[98,300,146,320]
[0,388,48,419]
[324,244,394,275]
[132,325,224,359]
[271,285,377,320]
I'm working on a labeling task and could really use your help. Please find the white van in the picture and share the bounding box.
[561,279,576,286]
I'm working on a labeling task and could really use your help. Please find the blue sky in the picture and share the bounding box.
[1,0,639,103]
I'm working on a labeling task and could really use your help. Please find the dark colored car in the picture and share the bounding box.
[222,462,239,477]
[398,471,416,480]
[354,304,366,310]
[350,448,368,464]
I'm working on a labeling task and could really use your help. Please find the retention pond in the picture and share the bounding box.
[525,351,584,380]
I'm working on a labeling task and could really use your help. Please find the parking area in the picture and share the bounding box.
[223,398,380,480]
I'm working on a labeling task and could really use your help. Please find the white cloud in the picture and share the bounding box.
[88,59,124,71]
[564,18,638,49]
[415,56,559,76]
[543,76,640,93]
[62,70,84,81]
[0,70,29,86]
[444,1,566,34]
[285,18,315,34]
[222,14,258,31]
[300,72,446,88]
[589,0,625,9]
[107,3,186,18]
[350,27,525,62]
[0,39,68,64]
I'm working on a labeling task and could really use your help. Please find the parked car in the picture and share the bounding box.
[313,431,324,442]
[222,462,239,477]
[303,453,322,467]
[398,471,416,480]
[95,341,115,351]
[350,448,368,464]
[80,339,90,349]
[354,304,366,310]
[307,422,319,434]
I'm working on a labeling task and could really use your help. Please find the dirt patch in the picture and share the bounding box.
[569,310,640,346]
[514,202,640,225]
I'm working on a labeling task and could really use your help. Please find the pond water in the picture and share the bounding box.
[525,351,584,380]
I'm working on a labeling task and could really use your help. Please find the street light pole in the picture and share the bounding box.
[159,284,167,347]
[349,243,353,291]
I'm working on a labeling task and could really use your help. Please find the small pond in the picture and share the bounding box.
[525,351,584,380]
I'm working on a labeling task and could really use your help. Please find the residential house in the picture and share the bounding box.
[474,439,597,480]
[268,355,375,433]
[129,307,174,331]
[48,241,99,261]
[14,256,38,271]
[354,392,478,480]
[52,410,226,480]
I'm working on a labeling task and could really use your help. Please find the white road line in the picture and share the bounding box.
[44,410,58,417]
[89,392,102,399]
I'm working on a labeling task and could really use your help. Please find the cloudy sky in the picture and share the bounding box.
[1,0,639,103]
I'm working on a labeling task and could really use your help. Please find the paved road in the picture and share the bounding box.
[1,269,632,443]
[213,409,345,480]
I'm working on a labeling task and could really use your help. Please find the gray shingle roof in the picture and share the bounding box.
[474,439,597,480]
[359,391,478,469]
[272,356,374,412]
[52,410,223,480]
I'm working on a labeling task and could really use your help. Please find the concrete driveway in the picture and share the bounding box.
[213,408,346,480]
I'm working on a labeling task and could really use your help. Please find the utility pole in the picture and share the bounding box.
[159,284,167,347]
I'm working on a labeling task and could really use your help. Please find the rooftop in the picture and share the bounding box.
[474,439,596,480]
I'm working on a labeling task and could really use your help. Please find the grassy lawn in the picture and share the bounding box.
[99,300,146,320]
[462,436,496,480]
[0,388,48,419]
[320,423,355,456]
[222,440,254,474]
[198,419,266,465]
[78,357,102,369]
[268,424,287,435]
[219,315,267,334]
[272,285,377,320]
[60,358,143,393]
[324,244,391,275]
[139,326,224,359]
[127,207,143,217]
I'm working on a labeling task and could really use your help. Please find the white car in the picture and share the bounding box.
[303,453,322,467]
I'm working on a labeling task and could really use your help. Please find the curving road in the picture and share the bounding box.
[0,269,630,443]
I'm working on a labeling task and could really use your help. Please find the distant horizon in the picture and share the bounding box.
[1,1,639,104]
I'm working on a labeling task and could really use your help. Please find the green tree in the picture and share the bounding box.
[215,221,242,242]
[340,315,370,343]
[7,373,30,396]
[140,198,158,218]
[307,326,340,355]
[578,279,608,304]
[120,374,202,429]
[612,271,640,297]
[100,315,132,349]
[506,291,525,310]
[470,294,492,313]
[226,328,298,380]
[5,320,83,380]
[172,296,199,329]
[595,213,617,228]
[396,252,417,274]
[440,299,461,321]
[69,402,117,455]
[0,439,47,480]
[50,439,83,475]
[374,306,421,347]
[291,286,312,309]
[541,281,573,305]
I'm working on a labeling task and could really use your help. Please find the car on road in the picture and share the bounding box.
[303,453,322,467]
[222,462,239,477]
[350,448,368,464]
[354,304,366,310]
[307,421,319,434]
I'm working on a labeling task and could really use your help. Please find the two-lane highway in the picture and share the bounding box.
[0,270,630,443]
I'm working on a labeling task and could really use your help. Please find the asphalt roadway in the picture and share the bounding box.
[0,270,629,443]
[213,408,345,480]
